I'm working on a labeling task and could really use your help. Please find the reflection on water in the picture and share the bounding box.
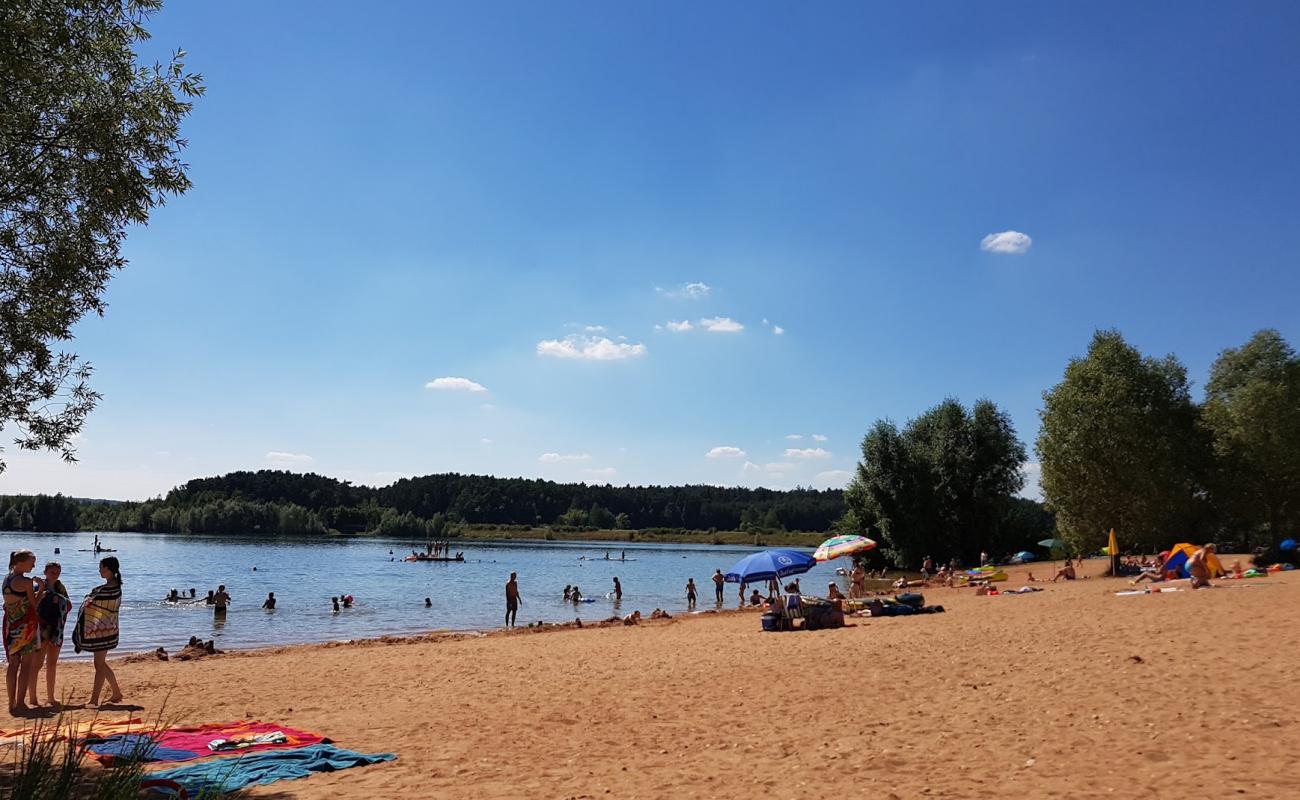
[0,531,843,656]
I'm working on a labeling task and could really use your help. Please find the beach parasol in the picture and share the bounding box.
[813,534,877,562]
[1038,537,1066,554]
[724,549,816,584]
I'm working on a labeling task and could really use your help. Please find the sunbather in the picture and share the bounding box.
[1188,543,1217,589]
[1053,562,1076,581]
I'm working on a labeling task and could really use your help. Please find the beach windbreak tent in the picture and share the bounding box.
[1161,543,1224,578]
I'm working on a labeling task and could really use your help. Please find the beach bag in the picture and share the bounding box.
[895,592,924,608]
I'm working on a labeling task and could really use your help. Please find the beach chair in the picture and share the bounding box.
[780,594,803,631]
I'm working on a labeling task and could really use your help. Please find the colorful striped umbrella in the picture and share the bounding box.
[813,534,877,562]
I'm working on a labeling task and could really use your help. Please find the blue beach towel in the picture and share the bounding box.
[88,733,199,764]
[145,744,396,796]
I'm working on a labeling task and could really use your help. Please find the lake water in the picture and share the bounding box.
[0,531,846,657]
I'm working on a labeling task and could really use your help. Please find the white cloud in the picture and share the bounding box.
[762,318,770,325]
[699,317,744,333]
[772,325,785,335]
[742,461,763,476]
[812,434,828,442]
[658,282,711,299]
[539,452,591,463]
[785,447,832,460]
[980,230,1032,255]
[814,469,853,488]
[665,320,693,333]
[537,335,646,361]
[784,434,803,440]
[425,376,488,393]
[265,451,313,465]
[584,467,618,479]
[583,324,607,333]
[480,438,493,445]
[706,446,746,459]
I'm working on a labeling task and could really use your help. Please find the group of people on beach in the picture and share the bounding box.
[4,549,122,714]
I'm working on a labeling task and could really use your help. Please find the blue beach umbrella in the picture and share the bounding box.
[724,549,817,584]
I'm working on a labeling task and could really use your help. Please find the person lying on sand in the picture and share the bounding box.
[893,577,910,589]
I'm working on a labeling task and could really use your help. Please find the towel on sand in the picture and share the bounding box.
[89,721,328,764]
[145,744,396,795]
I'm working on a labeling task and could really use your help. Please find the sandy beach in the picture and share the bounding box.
[15,559,1300,799]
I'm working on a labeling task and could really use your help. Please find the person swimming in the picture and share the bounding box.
[424,597,432,608]
[331,597,340,613]
[563,585,572,601]
[262,592,276,610]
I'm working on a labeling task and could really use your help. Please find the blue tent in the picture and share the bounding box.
[724,549,816,584]
[1014,551,1035,563]
[1280,538,1297,551]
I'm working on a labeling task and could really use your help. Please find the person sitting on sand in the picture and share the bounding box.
[749,589,763,606]
[1053,562,1076,581]
[262,592,275,610]
[1188,543,1217,589]
[622,610,641,625]
[849,564,867,598]
[827,582,845,601]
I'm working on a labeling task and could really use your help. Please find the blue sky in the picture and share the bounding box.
[4,1,1299,500]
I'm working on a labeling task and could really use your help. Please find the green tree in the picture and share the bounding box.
[0,0,202,471]
[588,504,615,529]
[842,398,1025,568]
[613,512,631,530]
[1203,329,1300,545]
[1037,330,1208,553]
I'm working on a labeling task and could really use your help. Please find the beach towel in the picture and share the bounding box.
[72,583,121,653]
[0,718,143,750]
[3,574,41,660]
[144,744,396,796]
[89,721,328,765]
[37,581,72,647]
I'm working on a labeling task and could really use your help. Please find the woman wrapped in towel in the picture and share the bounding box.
[32,562,72,707]
[73,557,124,706]
[5,549,44,714]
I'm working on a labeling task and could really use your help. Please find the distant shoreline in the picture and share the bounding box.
[11,526,828,548]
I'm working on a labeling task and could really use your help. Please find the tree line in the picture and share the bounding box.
[840,328,1299,568]
[43,473,849,537]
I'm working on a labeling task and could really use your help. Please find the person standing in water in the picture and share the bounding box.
[612,577,622,602]
[712,569,725,605]
[261,592,276,610]
[213,585,231,617]
[685,578,697,610]
[73,557,123,707]
[505,572,521,627]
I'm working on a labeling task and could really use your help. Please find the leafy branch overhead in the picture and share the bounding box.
[0,0,203,471]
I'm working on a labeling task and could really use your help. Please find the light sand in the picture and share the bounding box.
[18,559,1300,798]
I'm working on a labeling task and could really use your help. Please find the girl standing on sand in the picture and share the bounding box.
[32,562,71,707]
[73,557,123,706]
[4,549,44,714]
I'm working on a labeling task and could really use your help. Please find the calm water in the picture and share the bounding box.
[0,532,845,657]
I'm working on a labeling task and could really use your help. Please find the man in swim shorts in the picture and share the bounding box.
[505,572,521,627]
[712,569,725,605]
[213,585,231,616]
